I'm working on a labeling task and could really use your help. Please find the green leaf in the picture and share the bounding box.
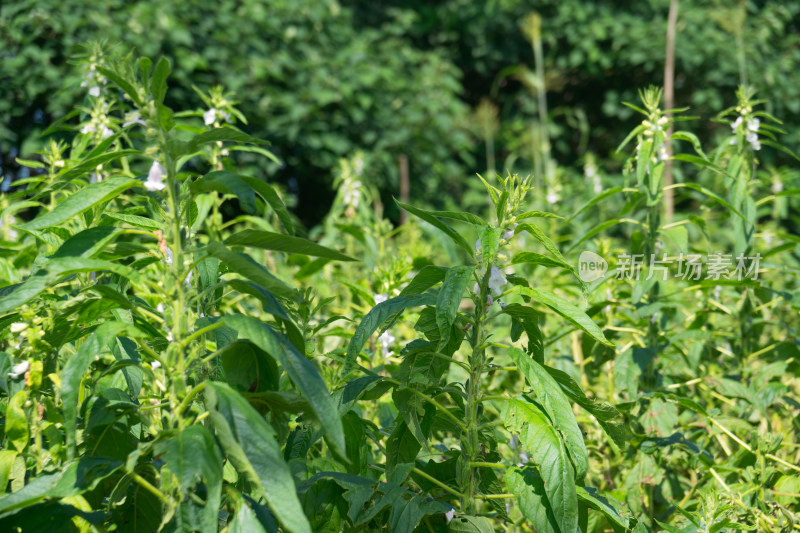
[191,171,257,214]
[395,200,475,258]
[436,266,473,350]
[229,501,268,533]
[501,397,577,533]
[447,515,495,532]
[479,226,502,265]
[5,392,28,453]
[503,467,561,533]
[220,340,279,393]
[568,187,628,221]
[207,382,311,533]
[515,210,563,221]
[149,56,170,104]
[0,258,143,314]
[342,293,437,375]
[421,209,485,226]
[516,222,586,293]
[509,252,570,269]
[240,176,295,235]
[669,182,746,220]
[577,486,629,529]
[101,213,162,231]
[51,226,118,258]
[225,230,356,261]
[0,457,120,514]
[399,266,448,296]
[97,66,142,107]
[19,177,141,231]
[508,348,588,479]
[156,425,222,532]
[206,241,296,300]
[62,322,141,459]
[112,337,142,398]
[0,451,15,493]
[519,287,613,347]
[190,127,267,150]
[221,315,345,455]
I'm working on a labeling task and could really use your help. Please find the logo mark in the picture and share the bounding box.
[578,251,608,282]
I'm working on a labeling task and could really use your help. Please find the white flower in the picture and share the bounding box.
[101,126,113,139]
[472,282,480,294]
[374,294,388,304]
[445,508,455,523]
[353,157,364,176]
[10,322,27,333]
[88,86,100,97]
[731,116,743,132]
[502,223,518,240]
[748,118,760,131]
[80,124,95,135]
[123,111,147,128]
[8,360,29,379]
[217,110,231,123]
[475,238,482,254]
[746,131,761,151]
[184,269,193,287]
[772,179,783,194]
[151,361,162,369]
[164,248,174,265]
[657,145,669,162]
[203,108,217,126]
[546,190,559,205]
[145,161,166,191]
[378,330,395,357]
[166,332,174,342]
[488,266,507,295]
[156,303,164,313]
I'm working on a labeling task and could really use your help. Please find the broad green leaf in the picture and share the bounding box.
[479,226,502,265]
[447,515,495,532]
[207,382,311,533]
[229,501,268,533]
[101,212,162,231]
[501,397,577,533]
[577,486,629,529]
[508,348,588,478]
[342,293,436,375]
[20,177,141,231]
[5,391,29,453]
[220,340,279,393]
[155,425,222,532]
[436,266,473,350]
[395,200,475,258]
[225,230,356,261]
[0,257,143,313]
[503,467,560,533]
[0,457,120,514]
[221,315,345,455]
[62,322,141,459]
[97,66,142,106]
[519,287,613,347]
[206,241,296,300]
[112,337,142,398]
[51,226,118,258]
[399,266,447,296]
[0,451,16,493]
[191,171,257,214]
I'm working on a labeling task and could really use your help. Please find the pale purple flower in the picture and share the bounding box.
[145,161,166,191]
[88,86,100,97]
[378,330,395,357]
[488,266,507,295]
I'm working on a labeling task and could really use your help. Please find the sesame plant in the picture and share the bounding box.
[2,46,800,533]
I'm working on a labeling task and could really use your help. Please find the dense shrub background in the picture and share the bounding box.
[2,0,799,223]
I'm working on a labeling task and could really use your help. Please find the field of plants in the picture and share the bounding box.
[1,2,800,532]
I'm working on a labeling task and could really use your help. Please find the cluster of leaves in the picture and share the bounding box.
[1,46,800,533]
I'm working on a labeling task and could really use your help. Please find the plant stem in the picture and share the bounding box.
[412,467,464,499]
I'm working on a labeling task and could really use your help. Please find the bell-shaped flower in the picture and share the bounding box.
[203,108,217,126]
[8,360,29,379]
[488,266,507,296]
[145,161,166,191]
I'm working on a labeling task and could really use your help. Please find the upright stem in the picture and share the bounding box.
[462,267,491,514]
[663,0,679,221]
